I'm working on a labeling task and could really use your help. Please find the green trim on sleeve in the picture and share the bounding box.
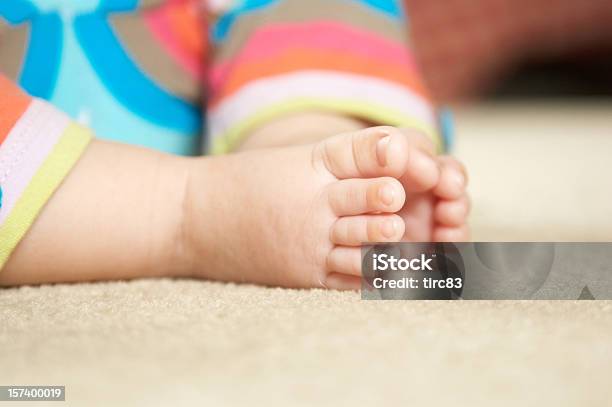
[0,124,92,268]
[210,98,441,155]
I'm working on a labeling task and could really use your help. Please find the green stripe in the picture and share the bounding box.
[0,123,92,268]
[211,98,440,154]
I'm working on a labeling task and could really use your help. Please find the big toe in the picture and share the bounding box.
[316,126,413,180]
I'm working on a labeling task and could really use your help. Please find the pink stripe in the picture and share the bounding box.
[208,71,434,140]
[210,21,418,93]
[144,8,203,81]
[0,100,69,224]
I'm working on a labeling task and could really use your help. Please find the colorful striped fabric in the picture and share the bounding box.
[0,0,204,156]
[0,0,437,268]
[0,76,91,267]
[207,0,438,153]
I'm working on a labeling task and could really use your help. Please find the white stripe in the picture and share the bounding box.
[208,70,435,138]
[0,99,70,224]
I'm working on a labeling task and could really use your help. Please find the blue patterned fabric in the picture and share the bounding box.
[0,0,202,155]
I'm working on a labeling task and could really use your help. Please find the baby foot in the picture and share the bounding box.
[182,127,440,290]
[431,155,471,241]
[395,129,470,243]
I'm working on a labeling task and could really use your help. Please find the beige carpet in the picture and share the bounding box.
[1,102,612,406]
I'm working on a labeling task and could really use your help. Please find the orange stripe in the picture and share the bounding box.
[211,48,429,107]
[167,1,204,57]
[0,75,31,145]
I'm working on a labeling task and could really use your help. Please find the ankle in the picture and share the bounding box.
[174,155,221,279]
[154,154,199,279]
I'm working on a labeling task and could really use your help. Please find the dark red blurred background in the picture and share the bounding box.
[405,0,612,102]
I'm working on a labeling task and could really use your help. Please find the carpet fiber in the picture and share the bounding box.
[1,102,611,406]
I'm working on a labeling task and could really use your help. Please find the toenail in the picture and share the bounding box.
[381,218,397,238]
[379,184,395,206]
[376,136,391,167]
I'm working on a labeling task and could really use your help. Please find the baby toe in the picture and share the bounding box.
[317,126,411,179]
[433,156,468,200]
[325,273,362,291]
[400,193,435,242]
[327,246,362,276]
[398,129,440,193]
[316,126,440,194]
[328,177,405,216]
[331,214,405,246]
[434,195,471,227]
[433,225,470,242]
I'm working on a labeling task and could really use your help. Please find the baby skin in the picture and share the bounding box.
[1,126,469,290]
[185,126,469,290]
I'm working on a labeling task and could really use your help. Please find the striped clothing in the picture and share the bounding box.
[0,0,437,268]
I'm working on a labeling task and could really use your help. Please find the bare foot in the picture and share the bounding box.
[182,127,451,290]
[395,129,470,243]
